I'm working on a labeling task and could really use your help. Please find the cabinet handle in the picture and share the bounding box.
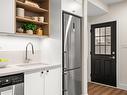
[41,71,44,74]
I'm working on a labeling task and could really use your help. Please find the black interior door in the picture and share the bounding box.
[91,21,116,86]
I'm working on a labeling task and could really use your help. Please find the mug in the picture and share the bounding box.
[38,17,44,23]
[32,17,38,21]
[16,8,24,17]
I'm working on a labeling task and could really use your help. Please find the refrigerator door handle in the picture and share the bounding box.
[64,72,68,75]
[64,67,81,71]
[64,15,72,51]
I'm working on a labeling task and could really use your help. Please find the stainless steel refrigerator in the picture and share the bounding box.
[62,12,82,95]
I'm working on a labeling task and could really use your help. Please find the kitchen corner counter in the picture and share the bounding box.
[0,63,61,77]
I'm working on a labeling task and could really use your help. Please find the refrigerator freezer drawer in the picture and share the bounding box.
[64,69,81,95]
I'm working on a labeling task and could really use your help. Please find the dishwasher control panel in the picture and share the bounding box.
[0,73,24,88]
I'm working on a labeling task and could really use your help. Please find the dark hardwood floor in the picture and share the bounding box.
[88,83,127,95]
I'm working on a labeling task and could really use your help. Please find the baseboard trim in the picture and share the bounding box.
[118,83,127,91]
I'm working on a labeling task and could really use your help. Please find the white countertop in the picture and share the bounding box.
[0,63,61,77]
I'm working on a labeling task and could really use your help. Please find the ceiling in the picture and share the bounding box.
[101,0,125,5]
[74,0,82,4]
[88,0,125,16]
[75,0,125,5]
[88,1,107,16]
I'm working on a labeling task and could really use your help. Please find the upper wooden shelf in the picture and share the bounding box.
[16,1,48,13]
[16,16,48,25]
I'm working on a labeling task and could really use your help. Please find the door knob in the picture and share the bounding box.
[112,52,115,54]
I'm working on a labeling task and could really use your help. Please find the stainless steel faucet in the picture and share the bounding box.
[25,42,34,63]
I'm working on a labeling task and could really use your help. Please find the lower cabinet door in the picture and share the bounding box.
[45,68,61,95]
[24,71,45,95]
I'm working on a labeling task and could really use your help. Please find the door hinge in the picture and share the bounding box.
[90,29,92,33]
[90,73,92,77]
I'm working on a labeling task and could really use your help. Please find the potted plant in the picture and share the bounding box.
[22,23,37,34]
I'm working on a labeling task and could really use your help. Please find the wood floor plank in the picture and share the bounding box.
[88,83,127,95]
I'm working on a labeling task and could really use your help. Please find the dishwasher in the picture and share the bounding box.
[0,73,24,95]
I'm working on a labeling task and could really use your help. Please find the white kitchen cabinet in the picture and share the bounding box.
[24,67,61,95]
[24,70,45,95]
[45,68,61,95]
[0,0,15,33]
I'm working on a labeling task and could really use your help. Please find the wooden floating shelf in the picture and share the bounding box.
[16,1,48,13]
[16,16,48,25]
[16,0,49,37]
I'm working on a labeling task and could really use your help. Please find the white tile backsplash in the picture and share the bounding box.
[0,50,41,65]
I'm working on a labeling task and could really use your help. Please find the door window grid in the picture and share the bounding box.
[95,27,111,55]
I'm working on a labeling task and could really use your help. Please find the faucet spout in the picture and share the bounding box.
[25,42,35,63]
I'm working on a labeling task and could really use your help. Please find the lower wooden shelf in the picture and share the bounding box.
[0,32,48,38]
[16,16,48,25]
[15,32,48,38]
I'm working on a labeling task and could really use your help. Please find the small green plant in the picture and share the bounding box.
[22,23,37,31]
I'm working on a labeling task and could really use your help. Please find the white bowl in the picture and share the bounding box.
[0,62,8,68]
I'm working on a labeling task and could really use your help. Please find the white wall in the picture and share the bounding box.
[88,1,127,90]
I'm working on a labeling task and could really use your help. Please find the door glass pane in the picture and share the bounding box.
[106,36,111,45]
[106,27,111,35]
[106,46,111,54]
[100,27,105,36]
[95,37,100,45]
[100,46,105,54]
[95,28,100,36]
[100,37,105,45]
[94,26,112,55]
[95,46,100,54]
